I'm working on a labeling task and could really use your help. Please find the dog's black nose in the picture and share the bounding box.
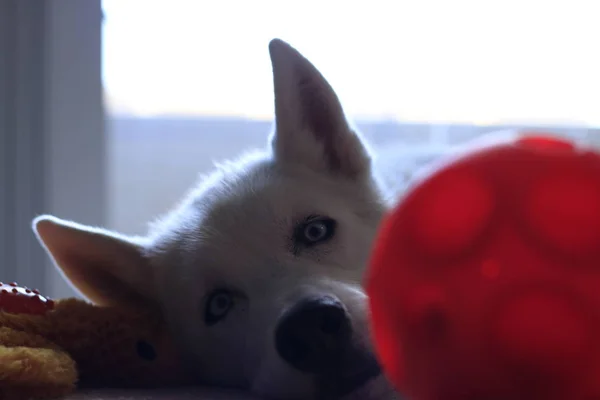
[274,295,352,373]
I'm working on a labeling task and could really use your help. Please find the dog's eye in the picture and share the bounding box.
[296,217,336,246]
[204,289,234,326]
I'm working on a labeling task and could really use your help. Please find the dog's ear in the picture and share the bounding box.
[268,39,371,178]
[32,215,155,307]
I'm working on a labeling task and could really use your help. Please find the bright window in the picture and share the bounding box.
[102,0,600,234]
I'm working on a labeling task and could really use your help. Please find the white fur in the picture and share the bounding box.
[32,39,399,400]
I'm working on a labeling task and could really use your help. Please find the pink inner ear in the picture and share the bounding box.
[297,71,344,172]
[298,75,337,137]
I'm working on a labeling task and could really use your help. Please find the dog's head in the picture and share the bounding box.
[33,39,398,400]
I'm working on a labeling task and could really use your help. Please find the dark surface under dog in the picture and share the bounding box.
[67,388,260,400]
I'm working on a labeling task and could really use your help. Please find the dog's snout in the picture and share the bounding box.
[275,295,352,373]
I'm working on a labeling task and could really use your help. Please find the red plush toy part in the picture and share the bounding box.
[367,134,600,400]
[0,281,55,315]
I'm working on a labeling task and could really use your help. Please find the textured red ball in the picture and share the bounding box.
[367,134,600,400]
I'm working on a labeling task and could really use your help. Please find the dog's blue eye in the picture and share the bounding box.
[205,289,234,326]
[304,222,328,242]
[297,217,336,246]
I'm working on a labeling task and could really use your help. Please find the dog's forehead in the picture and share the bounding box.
[149,151,386,285]
[152,159,377,274]
[192,160,377,231]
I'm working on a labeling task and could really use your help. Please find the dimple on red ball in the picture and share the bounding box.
[0,282,55,315]
[367,134,600,400]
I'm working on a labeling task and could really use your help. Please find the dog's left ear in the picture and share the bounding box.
[32,215,155,308]
[268,39,371,178]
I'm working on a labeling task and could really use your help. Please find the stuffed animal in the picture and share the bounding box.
[367,133,600,400]
[0,281,194,400]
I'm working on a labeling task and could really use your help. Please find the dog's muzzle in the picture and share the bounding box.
[274,295,382,395]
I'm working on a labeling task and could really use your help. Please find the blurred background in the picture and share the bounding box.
[1,0,599,298]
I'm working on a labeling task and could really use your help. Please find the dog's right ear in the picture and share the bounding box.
[32,215,155,308]
[268,39,371,178]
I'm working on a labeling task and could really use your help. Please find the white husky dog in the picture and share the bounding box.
[33,39,400,400]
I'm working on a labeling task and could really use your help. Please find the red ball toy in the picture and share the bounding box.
[367,134,600,400]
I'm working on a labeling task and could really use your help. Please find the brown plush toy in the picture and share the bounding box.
[0,281,194,400]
